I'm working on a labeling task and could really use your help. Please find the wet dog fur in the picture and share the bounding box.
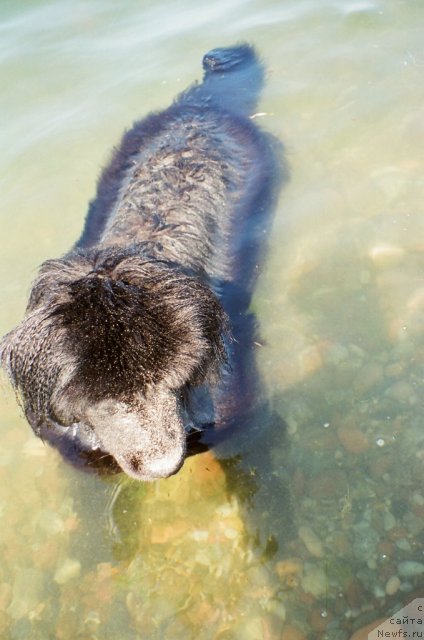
[1,45,280,481]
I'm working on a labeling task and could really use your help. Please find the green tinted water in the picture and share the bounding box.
[0,1,423,638]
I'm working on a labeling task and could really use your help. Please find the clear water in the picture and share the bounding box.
[0,1,423,638]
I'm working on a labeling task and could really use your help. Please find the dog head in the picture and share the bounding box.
[0,247,227,480]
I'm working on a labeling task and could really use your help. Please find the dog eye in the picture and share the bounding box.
[49,409,79,427]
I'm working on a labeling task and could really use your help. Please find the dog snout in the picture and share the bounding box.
[124,445,185,481]
[85,394,187,481]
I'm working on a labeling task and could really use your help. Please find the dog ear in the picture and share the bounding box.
[0,327,18,388]
[0,314,41,394]
[0,255,88,406]
[0,307,76,429]
[0,316,43,424]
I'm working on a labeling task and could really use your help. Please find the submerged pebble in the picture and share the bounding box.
[412,492,424,506]
[337,425,370,454]
[397,561,424,577]
[395,538,411,551]
[281,626,307,640]
[276,558,302,579]
[301,564,327,597]
[266,599,286,621]
[385,575,400,595]
[386,381,416,404]
[383,511,396,531]
[298,526,324,558]
[54,558,82,585]
[353,362,383,394]
[368,244,405,267]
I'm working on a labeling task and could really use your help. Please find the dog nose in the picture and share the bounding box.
[124,447,185,481]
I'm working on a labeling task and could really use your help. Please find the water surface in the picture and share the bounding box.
[0,1,423,638]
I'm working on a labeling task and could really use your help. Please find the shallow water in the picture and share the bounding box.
[0,1,423,638]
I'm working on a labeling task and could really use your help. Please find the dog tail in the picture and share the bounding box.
[183,44,265,116]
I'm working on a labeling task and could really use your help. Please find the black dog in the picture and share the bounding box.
[1,45,280,481]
